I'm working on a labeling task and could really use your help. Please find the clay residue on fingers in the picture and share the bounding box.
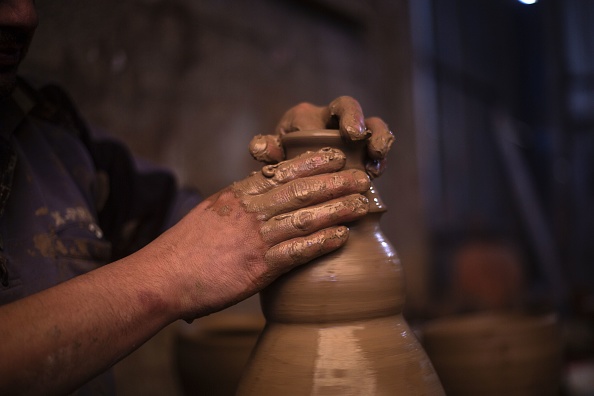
[261,148,346,182]
[264,226,349,270]
[249,178,326,219]
[217,205,232,216]
[367,130,395,160]
[347,169,371,192]
[260,194,369,244]
[365,116,394,160]
[244,169,370,219]
[249,134,284,163]
[285,227,348,262]
[334,194,369,217]
[328,96,368,141]
[343,124,370,141]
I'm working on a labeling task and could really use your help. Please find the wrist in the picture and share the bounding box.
[114,240,183,324]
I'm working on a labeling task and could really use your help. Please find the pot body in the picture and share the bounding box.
[236,130,444,395]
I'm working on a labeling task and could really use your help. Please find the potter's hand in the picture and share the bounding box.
[249,96,394,178]
[156,148,370,320]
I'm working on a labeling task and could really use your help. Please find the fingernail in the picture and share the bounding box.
[365,159,385,179]
[346,125,370,141]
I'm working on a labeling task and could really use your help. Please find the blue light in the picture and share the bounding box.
[518,0,538,4]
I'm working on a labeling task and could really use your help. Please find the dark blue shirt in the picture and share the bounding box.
[0,80,195,395]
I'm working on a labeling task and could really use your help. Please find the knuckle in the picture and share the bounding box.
[330,174,350,188]
[338,95,355,104]
[331,170,369,192]
[293,102,316,115]
[235,173,274,196]
[330,95,357,112]
[291,210,314,231]
[289,180,320,203]
[365,116,385,127]
[271,157,308,181]
[332,95,353,105]
[290,236,322,261]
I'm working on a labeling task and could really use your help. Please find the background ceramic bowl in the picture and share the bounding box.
[422,312,562,396]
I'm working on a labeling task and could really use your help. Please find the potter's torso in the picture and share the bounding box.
[0,112,110,305]
[0,81,186,395]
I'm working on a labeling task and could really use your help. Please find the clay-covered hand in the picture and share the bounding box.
[155,148,370,320]
[249,96,394,178]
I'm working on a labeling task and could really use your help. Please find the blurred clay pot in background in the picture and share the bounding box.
[422,312,562,396]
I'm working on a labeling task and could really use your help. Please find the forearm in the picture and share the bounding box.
[0,246,179,396]
[0,146,373,395]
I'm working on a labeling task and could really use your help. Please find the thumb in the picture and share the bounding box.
[249,134,285,163]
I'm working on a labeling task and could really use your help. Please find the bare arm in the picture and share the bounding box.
[0,148,370,395]
[0,250,177,395]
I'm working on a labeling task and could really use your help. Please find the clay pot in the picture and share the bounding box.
[174,313,264,396]
[422,312,562,396]
[236,130,444,395]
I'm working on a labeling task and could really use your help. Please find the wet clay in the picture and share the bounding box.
[236,130,444,395]
[249,134,284,163]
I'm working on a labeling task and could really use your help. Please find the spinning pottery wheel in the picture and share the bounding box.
[236,130,444,395]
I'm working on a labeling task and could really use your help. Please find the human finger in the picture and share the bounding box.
[328,96,369,141]
[261,148,346,184]
[365,117,394,160]
[365,158,388,179]
[244,169,370,220]
[264,226,349,273]
[235,148,347,195]
[274,102,330,134]
[249,134,284,163]
[260,194,368,245]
